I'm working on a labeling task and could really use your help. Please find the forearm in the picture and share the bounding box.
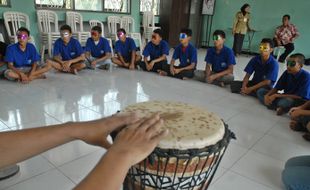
[152,55,167,64]
[118,54,126,64]
[8,63,22,77]
[249,80,271,91]
[130,51,136,65]
[54,56,64,64]
[205,65,211,77]
[274,93,302,100]
[242,75,250,88]
[144,57,149,64]
[212,68,233,79]
[74,148,131,190]
[179,63,195,71]
[0,123,76,168]
[70,54,86,64]
[29,63,38,76]
[266,88,278,96]
[96,53,112,62]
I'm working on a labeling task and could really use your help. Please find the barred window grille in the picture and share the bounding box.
[75,0,102,11]
[0,0,10,6]
[140,0,160,15]
[104,0,130,13]
[35,0,72,9]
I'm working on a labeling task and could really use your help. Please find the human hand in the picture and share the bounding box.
[147,61,154,71]
[91,60,97,68]
[241,86,252,95]
[109,114,168,166]
[73,113,140,149]
[207,75,215,84]
[20,73,30,84]
[62,61,71,72]
[174,68,181,74]
[290,109,304,119]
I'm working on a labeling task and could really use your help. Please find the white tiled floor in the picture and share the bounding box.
[0,49,310,190]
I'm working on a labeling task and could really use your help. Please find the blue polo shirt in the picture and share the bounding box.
[5,43,40,68]
[143,40,169,60]
[205,46,236,73]
[85,37,111,58]
[275,69,310,100]
[244,55,279,87]
[172,43,197,67]
[115,37,136,61]
[53,37,84,61]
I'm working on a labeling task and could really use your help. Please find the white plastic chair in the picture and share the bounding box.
[66,11,90,46]
[274,46,286,61]
[142,11,159,42]
[129,33,143,54]
[3,11,35,45]
[37,10,60,58]
[89,20,104,37]
[121,16,135,34]
[0,33,4,42]
[107,16,121,41]
[106,38,114,57]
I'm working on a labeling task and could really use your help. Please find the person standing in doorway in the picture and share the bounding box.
[232,3,252,56]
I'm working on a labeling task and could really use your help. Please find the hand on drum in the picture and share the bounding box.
[72,113,139,149]
[110,114,169,166]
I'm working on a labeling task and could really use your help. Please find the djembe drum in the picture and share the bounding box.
[120,101,235,190]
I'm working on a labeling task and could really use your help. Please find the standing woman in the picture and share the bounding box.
[232,3,251,56]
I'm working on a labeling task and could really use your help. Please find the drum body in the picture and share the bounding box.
[122,101,235,190]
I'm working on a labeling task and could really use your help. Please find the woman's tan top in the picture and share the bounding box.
[233,11,251,35]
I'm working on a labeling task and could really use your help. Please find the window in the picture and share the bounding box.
[35,0,72,9]
[35,0,130,13]
[140,0,160,15]
[74,0,102,11]
[104,0,130,13]
[0,0,10,7]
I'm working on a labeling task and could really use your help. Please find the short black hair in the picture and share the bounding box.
[91,26,102,33]
[60,24,72,33]
[283,14,291,20]
[17,27,30,36]
[117,28,126,34]
[241,3,250,14]
[290,53,305,66]
[213,30,226,39]
[180,28,192,37]
[260,38,274,48]
[153,29,163,38]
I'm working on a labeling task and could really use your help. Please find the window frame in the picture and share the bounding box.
[34,0,131,14]
[0,0,11,7]
[103,0,131,14]
[139,0,160,16]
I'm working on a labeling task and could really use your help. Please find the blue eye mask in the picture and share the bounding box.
[179,33,188,39]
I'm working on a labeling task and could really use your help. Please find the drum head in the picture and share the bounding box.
[123,101,225,150]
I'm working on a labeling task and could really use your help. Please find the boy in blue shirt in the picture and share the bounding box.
[195,30,235,86]
[49,25,86,75]
[4,27,51,83]
[85,26,112,70]
[258,53,310,115]
[158,28,197,80]
[231,38,279,96]
[112,28,141,70]
[139,29,169,73]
